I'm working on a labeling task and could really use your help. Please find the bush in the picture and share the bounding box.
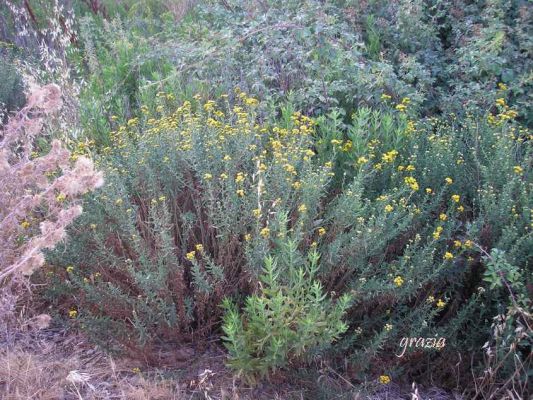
[25,0,531,394]
[221,242,351,383]
[0,53,25,121]
[44,88,532,392]
[44,91,333,359]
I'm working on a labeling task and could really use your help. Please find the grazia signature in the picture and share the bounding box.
[396,337,446,357]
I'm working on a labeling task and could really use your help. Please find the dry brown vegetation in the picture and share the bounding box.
[0,327,466,400]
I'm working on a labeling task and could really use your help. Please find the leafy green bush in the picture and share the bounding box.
[222,242,351,383]
[0,53,25,121]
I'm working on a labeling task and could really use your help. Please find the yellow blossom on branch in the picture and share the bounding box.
[393,276,404,287]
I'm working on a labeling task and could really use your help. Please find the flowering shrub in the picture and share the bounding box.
[6,0,530,395]
[45,91,334,358]
[0,84,103,333]
[44,89,531,393]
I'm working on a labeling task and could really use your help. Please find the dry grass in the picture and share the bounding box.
[0,326,466,400]
[0,327,302,400]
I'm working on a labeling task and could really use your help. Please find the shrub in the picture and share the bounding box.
[308,96,531,389]
[28,0,532,393]
[44,91,333,359]
[43,87,531,392]
[0,53,25,122]
[221,242,351,383]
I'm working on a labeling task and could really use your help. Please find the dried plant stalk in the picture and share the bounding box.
[0,83,103,331]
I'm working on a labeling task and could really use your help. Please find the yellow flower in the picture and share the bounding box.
[342,141,353,152]
[318,227,326,236]
[223,155,232,161]
[236,189,245,197]
[252,208,262,218]
[235,172,245,184]
[357,156,368,164]
[436,299,446,308]
[433,226,443,240]
[56,193,66,203]
[393,276,404,287]
[379,375,391,384]
[406,165,415,172]
[20,220,30,229]
[454,240,462,248]
[464,240,473,248]
[284,164,296,174]
[513,166,523,174]
[298,204,307,213]
[495,98,506,107]
[439,213,447,221]
[186,251,196,261]
[404,176,419,191]
[451,194,460,203]
[245,97,258,107]
[132,367,141,374]
[195,244,204,252]
[382,150,399,163]
[68,309,78,318]
[457,205,464,212]
[66,265,74,273]
[380,94,392,101]
[384,324,393,332]
[395,103,407,112]
[427,295,435,304]
[445,177,453,185]
[260,227,270,238]
[220,173,228,180]
[244,233,252,242]
[158,196,166,202]
[385,204,394,213]
[498,82,507,90]
[426,188,433,194]
[204,173,213,180]
[292,181,302,189]
[115,198,123,205]
[444,252,453,260]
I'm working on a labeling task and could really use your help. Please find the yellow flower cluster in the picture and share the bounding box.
[488,97,519,125]
[404,176,419,191]
[395,97,410,112]
[393,276,404,287]
[382,149,399,163]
